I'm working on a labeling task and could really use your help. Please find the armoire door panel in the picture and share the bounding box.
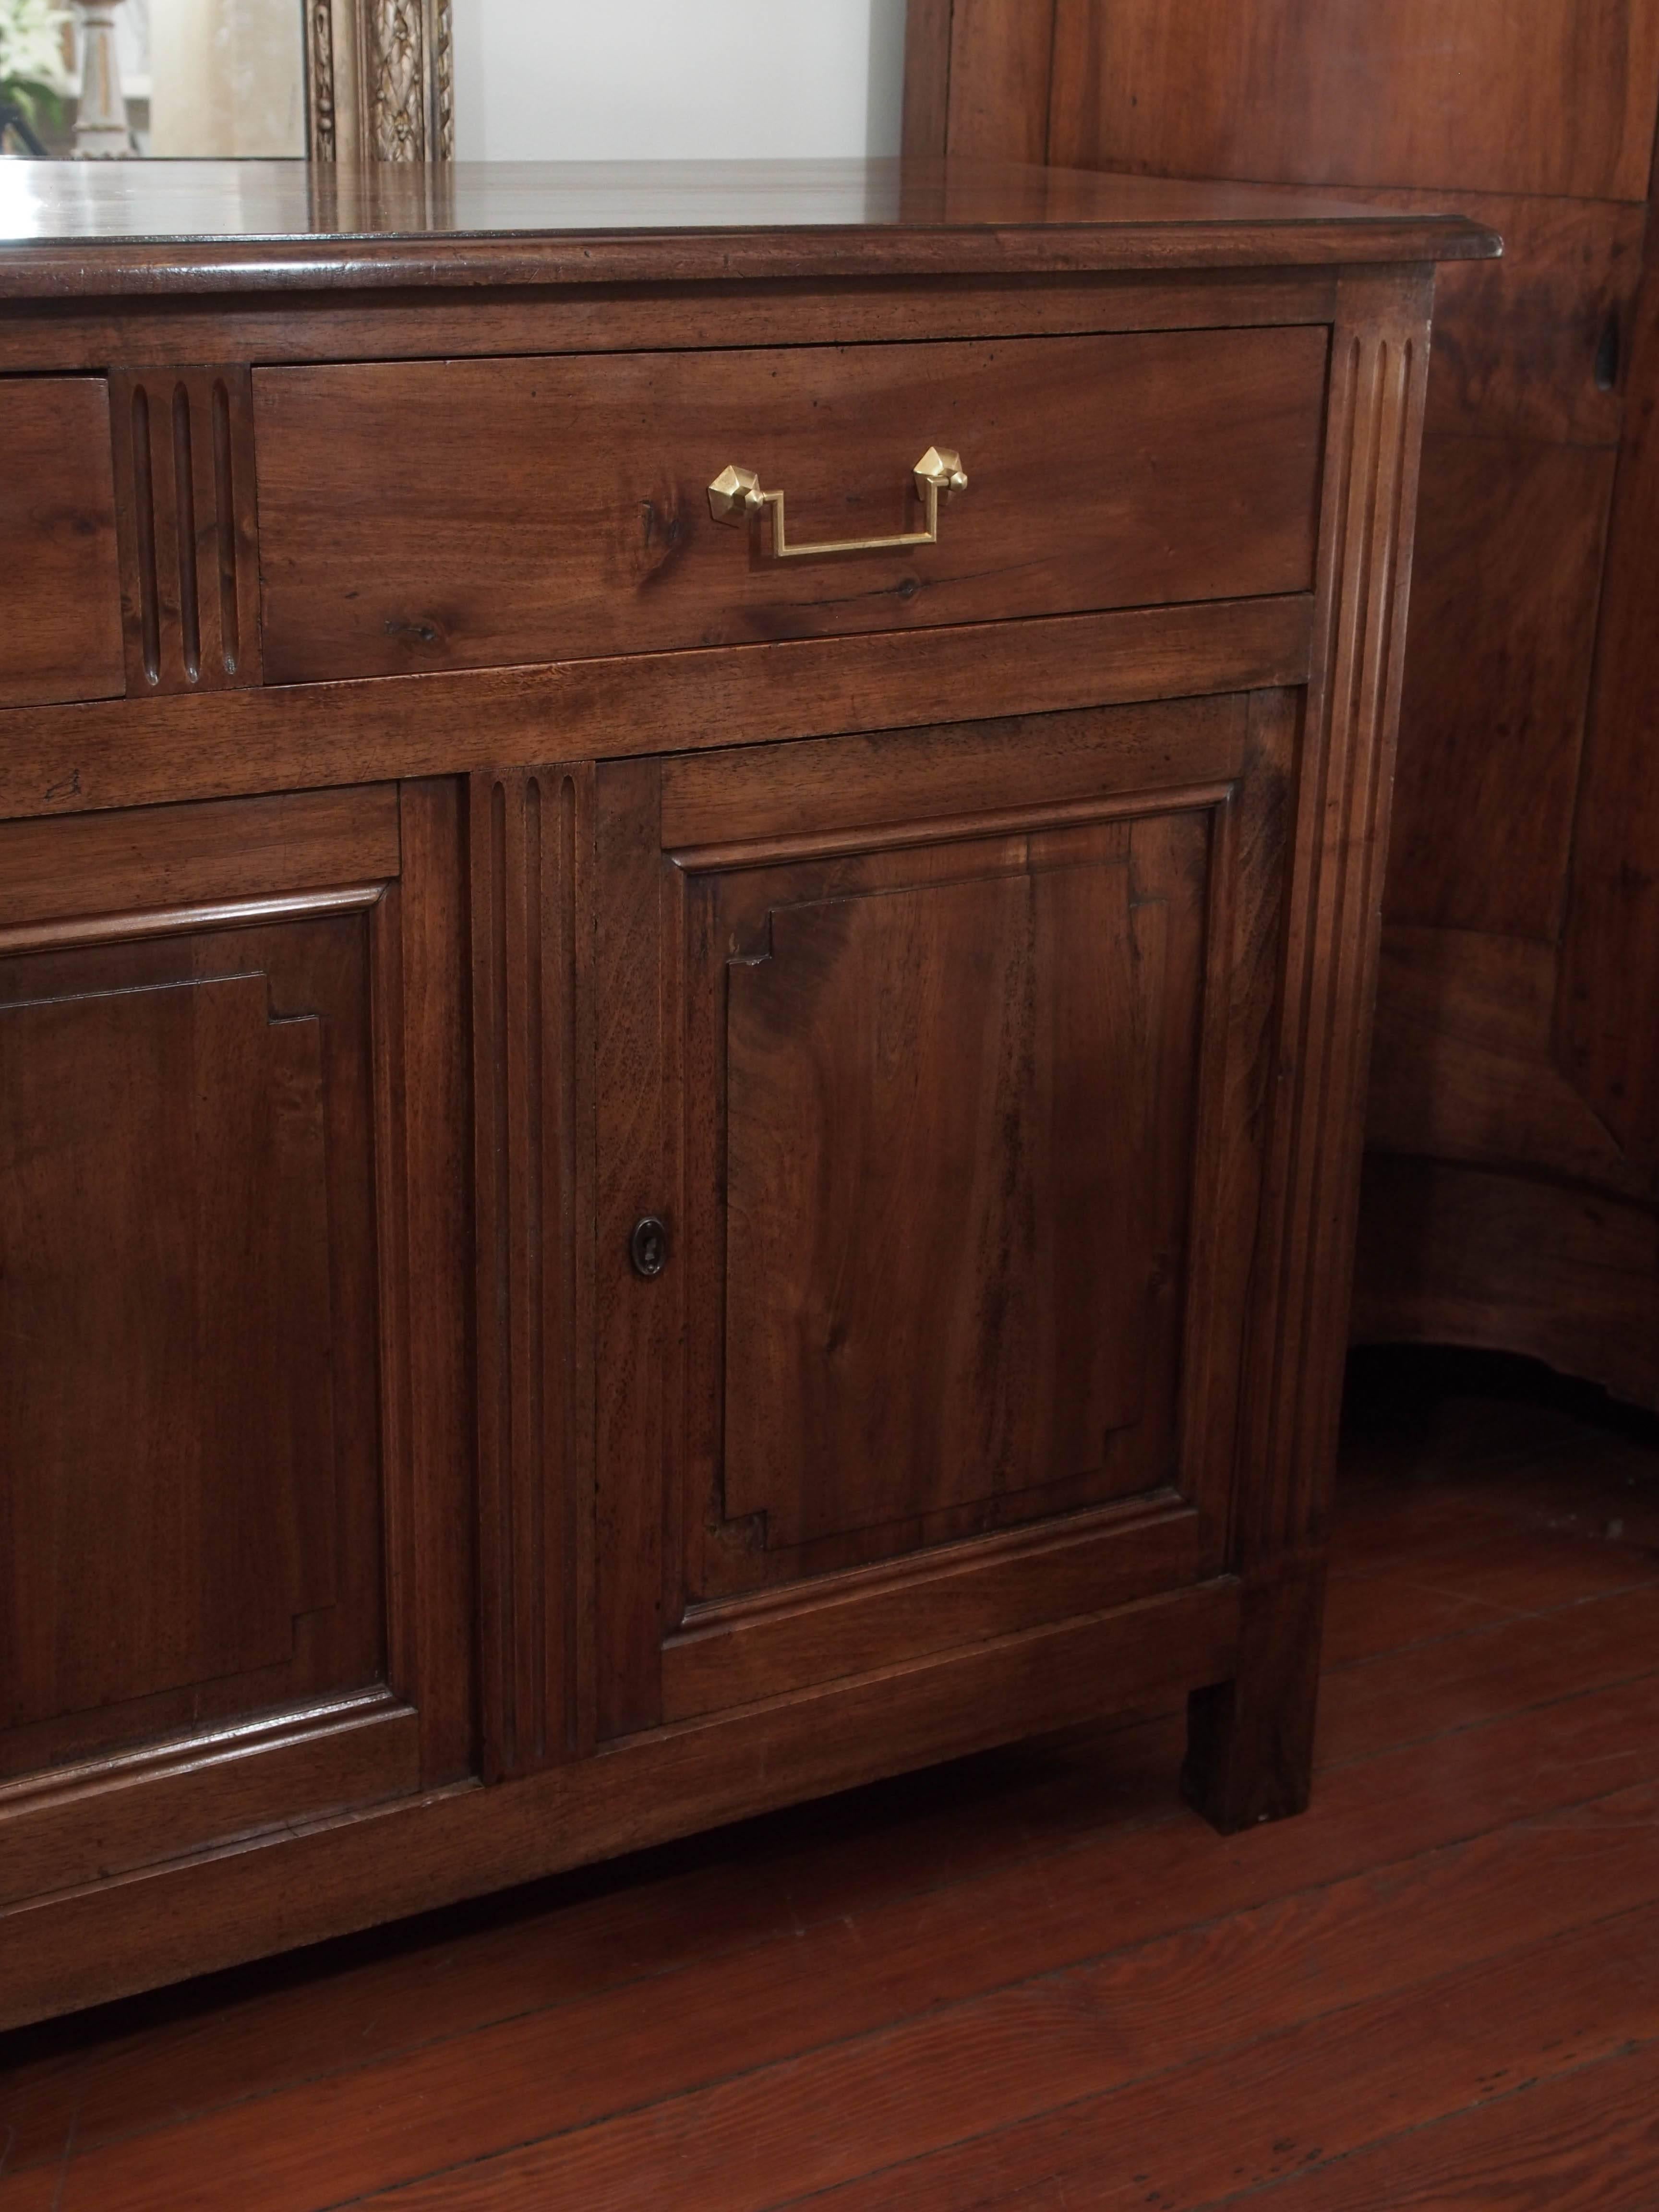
[0,908,385,1776]
[1560,197,1659,1172]
[718,813,1205,1551]
[1367,926,1645,1201]
[1047,0,1659,202]
[1384,432,1615,938]
[1349,191,1642,449]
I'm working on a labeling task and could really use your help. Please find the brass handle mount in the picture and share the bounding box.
[707,447,967,559]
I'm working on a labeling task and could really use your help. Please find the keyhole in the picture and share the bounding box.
[630,1215,669,1279]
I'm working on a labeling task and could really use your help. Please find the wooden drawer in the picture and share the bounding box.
[0,378,124,709]
[254,326,1329,685]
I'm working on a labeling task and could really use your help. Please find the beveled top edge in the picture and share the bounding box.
[0,159,1502,300]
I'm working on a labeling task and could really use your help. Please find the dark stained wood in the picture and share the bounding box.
[375,780,477,1788]
[1559,190,1659,1171]
[470,766,597,1778]
[0,172,1462,2021]
[1046,0,1659,200]
[940,0,1659,1407]
[1385,433,1615,937]
[255,328,1328,684]
[1367,926,1645,1198]
[662,1503,1202,1723]
[901,0,954,163]
[657,692,1250,849]
[0,898,387,1783]
[0,783,398,927]
[945,0,1058,164]
[591,759,677,1744]
[107,366,262,697]
[1187,270,1433,1830]
[0,157,1496,297]
[714,812,1205,1548]
[6,1371,1650,2207]
[0,1694,417,1911]
[1368,191,1645,448]
[1353,1157,1659,1412]
[0,378,123,710]
[589,693,1285,1744]
[0,269,1345,379]
[0,1580,1239,2032]
[0,594,1313,829]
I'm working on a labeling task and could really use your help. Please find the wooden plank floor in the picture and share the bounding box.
[4,1346,1659,2211]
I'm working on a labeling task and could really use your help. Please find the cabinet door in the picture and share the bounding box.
[593,691,1294,1738]
[0,783,472,1908]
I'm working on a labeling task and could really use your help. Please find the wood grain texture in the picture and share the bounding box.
[0,210,1460,2014]
[4,1395,1659,2203]
[377,781,477,1787]
[471,767,596,1777]
[1384,433,1615,938]
[1559,187,1659,1172]
[1366,190,1644,448]
[1367,927,1645,1199]
[1047,0,1659,200]
[1352,1156,1659,1411]
[937,0,1659,1396]
[0,270,1345,379]
[945,0,1058,163]
[107,366,261,697]
[0,157,1496,299]
[254,328,1327,683]
[0,1580,1238,2031]
[0,898,387,1785]
[1187,271,1433,1830]
[592,759,676,1743]
[0,377,123,709]
[597,697,1277,1727]
[0,595,1312,830]
[0,1694,417,1910]
[0,783,398,929]
[717,814,1205,1550]
[901,0,953,163]
[662,1503,1200,1722]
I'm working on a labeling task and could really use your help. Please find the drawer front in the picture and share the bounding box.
[0,377,124,709]
[255,327,1328,685]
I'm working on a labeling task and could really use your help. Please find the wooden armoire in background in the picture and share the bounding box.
[907,1,1659,1405]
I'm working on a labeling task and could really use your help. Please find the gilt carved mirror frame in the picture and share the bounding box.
[304,0,452,161]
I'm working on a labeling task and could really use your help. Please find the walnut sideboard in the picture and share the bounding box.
[0,160,1495,2026]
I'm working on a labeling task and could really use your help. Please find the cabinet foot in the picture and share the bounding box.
[1182,1561,1327,1834]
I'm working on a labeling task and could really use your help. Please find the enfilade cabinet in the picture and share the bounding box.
[0,160,1493,2026]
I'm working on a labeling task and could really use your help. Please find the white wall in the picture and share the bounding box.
[453,0,906,164]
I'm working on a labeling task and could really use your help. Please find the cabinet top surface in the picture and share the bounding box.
[0,158,1498,298]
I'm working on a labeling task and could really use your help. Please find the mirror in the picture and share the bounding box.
[0,0,452,159]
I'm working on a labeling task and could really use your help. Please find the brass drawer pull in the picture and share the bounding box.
[707,446,968,558]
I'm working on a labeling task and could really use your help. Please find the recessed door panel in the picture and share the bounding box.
[0,913,380,1772]
[719,811,1206,1552]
